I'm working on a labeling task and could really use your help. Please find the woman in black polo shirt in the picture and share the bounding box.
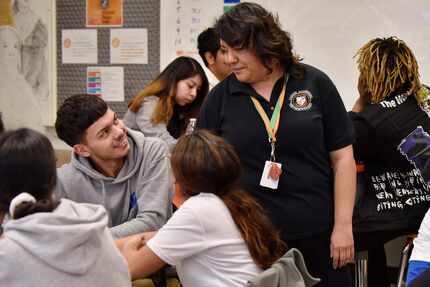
[197,3,356,287]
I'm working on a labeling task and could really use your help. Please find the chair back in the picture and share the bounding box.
[247,248,320,287]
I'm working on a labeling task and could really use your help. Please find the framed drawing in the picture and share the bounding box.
[0,0,56,129]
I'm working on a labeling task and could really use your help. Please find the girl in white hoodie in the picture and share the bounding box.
[0,128,131,287]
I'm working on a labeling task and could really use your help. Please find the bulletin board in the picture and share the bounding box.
[56,0,160,116]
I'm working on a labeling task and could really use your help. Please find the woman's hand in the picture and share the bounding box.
[141,231,157,244]
[330,224,354,269]
[120,233,166,280]
[329,145,356,269]
[116,231,158,252]
[122,234,145,256]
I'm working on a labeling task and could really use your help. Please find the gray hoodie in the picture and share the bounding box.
[56,129,172,239]
[0,199,131,287]
[123,96,177,149]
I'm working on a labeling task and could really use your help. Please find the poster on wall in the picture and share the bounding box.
[110,28,148,64]
[62,29,98,64]
[87,0,123,27]
[87,66,124,102]
[0,0,56,128]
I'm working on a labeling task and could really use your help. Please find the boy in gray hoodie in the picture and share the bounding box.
[55,94,172,239]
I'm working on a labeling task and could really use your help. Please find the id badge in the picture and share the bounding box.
[260,161,282,190]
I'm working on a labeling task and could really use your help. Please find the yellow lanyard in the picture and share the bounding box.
[250,75,288,161]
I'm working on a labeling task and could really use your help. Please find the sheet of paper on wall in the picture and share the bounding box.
[62,29,98,64]
[87,66,124,102]
[110,28,148,64]
[159,0,268,70]
[160,0,222,70]
[86,0,123,27]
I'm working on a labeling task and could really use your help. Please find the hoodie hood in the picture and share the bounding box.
[70,128,145,183]
[3,199,109,275]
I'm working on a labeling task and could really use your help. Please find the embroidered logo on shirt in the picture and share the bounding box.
[289,90,313,111]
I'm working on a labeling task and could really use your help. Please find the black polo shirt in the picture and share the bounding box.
[198,63,353,240]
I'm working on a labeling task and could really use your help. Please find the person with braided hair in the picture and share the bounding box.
[350,36,430,287]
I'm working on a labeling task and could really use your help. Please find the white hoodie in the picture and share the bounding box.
[0,199,131,287]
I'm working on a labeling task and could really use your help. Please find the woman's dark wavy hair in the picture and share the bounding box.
[215,2,303,78]
[171,130,286,269]
[0,128,59,219]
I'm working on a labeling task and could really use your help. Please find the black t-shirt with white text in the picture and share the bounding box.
[350,92,430,232]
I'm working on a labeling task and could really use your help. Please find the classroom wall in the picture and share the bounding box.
[56,0,160,118]
[268,0,430,108]
[0,0,58,144]
[160,0,430,109]
[1,0,160,150]
[2,0,430,141]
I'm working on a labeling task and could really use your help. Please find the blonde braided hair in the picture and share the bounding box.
[355,37,421,104]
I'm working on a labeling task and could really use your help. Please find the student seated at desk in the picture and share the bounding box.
[55,94,172,239]
[123,56,209,150]
[121,130,286,287]
[0,128,131,287]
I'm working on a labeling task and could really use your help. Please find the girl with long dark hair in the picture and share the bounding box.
[123,56,209,149]
[122,130,285,286]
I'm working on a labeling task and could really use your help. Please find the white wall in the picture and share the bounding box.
[160,0,430,109]
[268,0,430,108]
